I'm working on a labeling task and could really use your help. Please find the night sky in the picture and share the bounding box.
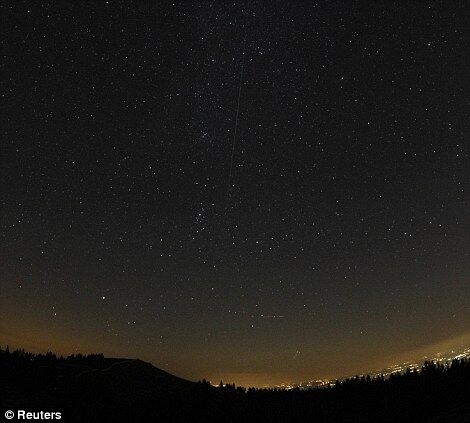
[1,1,469,387]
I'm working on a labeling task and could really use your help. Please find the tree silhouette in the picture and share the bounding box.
[1,345,469,422]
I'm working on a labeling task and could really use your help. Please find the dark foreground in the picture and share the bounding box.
[1,347,469,422]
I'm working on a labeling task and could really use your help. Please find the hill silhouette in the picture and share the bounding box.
[1,346,469,422]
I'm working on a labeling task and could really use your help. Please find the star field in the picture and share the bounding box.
[1,1,469,386]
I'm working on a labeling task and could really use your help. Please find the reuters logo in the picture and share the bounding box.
[4,410,62,420]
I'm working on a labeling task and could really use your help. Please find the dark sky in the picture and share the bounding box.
[1,1,469,386]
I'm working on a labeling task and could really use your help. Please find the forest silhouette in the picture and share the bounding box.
[1,346,469,422]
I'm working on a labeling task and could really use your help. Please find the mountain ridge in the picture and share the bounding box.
[1,346,469,422]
